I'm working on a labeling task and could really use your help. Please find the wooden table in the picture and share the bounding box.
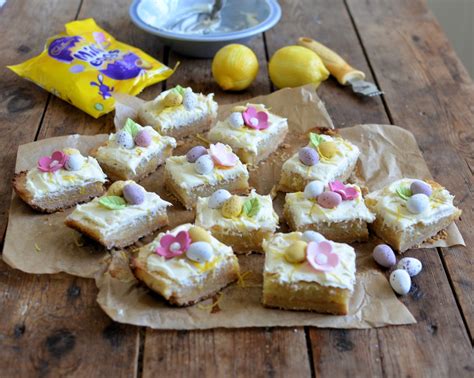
[1,0,473,376]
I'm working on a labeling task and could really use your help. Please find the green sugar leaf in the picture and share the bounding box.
[242,198,260,218]
[123,118,140,137]
[309,132,324,148]
[99,195,127,210]
[396,186,413,200]
[173,85,186,96]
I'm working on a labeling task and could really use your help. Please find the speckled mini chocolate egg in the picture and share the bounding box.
[221,196,243,218]
[318,141,338,159]
[107,181,128,196]
[229,112,244,128]
[389,269,411,295]
[372,244,396,268]
[302,230,325,243]
[183,88,197,111]
[304,180,325,199]
[162,91,183,107]
[298,147,319,166]
[194,155,214,174]
[186,145,208,163]
[317,191,342,209]
[397,257,422,277]
[64,154,84,171]
[188,226,212,243]
[186,241,213,263]
[284,240,307,264]
[410,180,432,196]
[116,130,135,149]
[123,183,145,205]
[134,129,152,147]
[406,193,429,214]
[208,189,232,209]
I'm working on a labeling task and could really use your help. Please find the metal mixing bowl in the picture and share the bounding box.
[129,0,281,58]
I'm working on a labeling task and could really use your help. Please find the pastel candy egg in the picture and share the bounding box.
[318,141,338,159]
[298,147,319,166]
[186,145,208,163]
[304,180,325,199]
[163,91,183,107]
[186,241,213,263]
[221,196,243,218]
[194,155,214,174]
[397,257,422,277]
[134,129,152,147]
[63,148,80,155]
[208,189,232,209]
[372,244,396,268]
[406,193,429,214]
[410,180,432,196]
[107,180,131,196]
[317,191,342,209]
[64,154,84,171]
[232,105,247,112]
[302,230,325,243]
[284,241,307,264]
[188,226,212,243]
[123,183,145,205]
[229,112,244,128]
[116,130,134,149]
[389,269,411,295]
[183,89,197,110]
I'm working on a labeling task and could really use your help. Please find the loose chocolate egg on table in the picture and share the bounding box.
[372,244,396,268]
[65,154,84,171]
[208,189,232,209]
[134,129,152,147]
[302,230,325,243]
[317,191,342,208]
[390,269,411,295]
[123,183,145,205]
[186,241,213,263]
[410,180,432,196]
[406,193,429,214]
[186,146,208,163]
[298,147,319,166]
[304,180,325,199]
[194,155,214,174]
[116,130,135,149]
[397,257,422,277]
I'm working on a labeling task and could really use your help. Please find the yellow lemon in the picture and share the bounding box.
[189,226,212,243]
[284,241,308,264]
[269,45,329,89]
[318,141,338,159]
[221,196,243,218]
[212,44,259,91]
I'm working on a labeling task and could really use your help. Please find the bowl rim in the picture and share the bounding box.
[129,0,281,42]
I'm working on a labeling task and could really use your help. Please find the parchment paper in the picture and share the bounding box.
[2,86,464,330]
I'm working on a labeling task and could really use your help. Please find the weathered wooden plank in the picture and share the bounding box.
[142,35,312,377]
[346,0,474,340]
[0,0,82,243]
[0,260,139,377]
[264,0,390,374]
[143,328,311,378]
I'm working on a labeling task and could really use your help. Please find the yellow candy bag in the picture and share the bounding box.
[8,18,175,118]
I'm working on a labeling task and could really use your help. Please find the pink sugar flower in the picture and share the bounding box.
[37,151,69,172]
[209,143,238,167]
[155,231,191,259]
[306,241,339,272]
[328,180,359,201]
[242,106,269,130]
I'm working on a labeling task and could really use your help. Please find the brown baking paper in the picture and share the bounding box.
[2,86,464,329]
